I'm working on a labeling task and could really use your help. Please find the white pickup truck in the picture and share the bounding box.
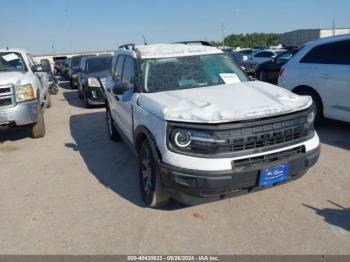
[0,49,50,138]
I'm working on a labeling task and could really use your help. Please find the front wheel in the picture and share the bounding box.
[258,71,267,82]
[83,90,92,108]
[295,89,323,125]
[31,109,46,138]
[106,106,121,141]
[139,140,170,208]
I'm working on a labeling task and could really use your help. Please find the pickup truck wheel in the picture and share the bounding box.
[106,106,121,141]
[139,140,170,208]
[31,109,46,138]
[46,94,52,108]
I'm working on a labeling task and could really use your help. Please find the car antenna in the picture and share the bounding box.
[143,35,148,45]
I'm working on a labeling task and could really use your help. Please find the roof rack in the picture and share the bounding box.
[118,43,136,50]
[174,41,214,47]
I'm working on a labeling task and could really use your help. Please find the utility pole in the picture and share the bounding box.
[51,45,55,55]
[221,23,225,47]
[332,19,336,36]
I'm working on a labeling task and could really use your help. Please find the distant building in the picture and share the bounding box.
[33,50,113,64]
[280,28,350,47]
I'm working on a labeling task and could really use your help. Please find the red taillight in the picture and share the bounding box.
[279,67,285,77]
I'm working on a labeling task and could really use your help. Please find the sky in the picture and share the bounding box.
[0,0,349,54]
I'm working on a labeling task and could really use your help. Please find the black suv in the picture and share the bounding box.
[76,55,112,107]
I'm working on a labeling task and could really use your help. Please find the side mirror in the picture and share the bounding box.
[112,82,129,95]
[41,63,51,73]
[34,65,44,72]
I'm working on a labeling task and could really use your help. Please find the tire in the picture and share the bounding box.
[258,71,267,82]
[106,106,121,141]
[139,140,170,208]
[78,86,83,99]
[31,109,46,138]
[46,93,52,108]
[83,90,92,108]
[295,89,323,125]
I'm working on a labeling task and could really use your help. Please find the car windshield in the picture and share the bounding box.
[85,57,112,73]
[0,52,27,72]
[275,50,298,64]
[71,57,83,68]
[141,53,248,93]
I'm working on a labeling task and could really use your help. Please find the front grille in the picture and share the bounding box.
[0,85,15,107]
[0,97,12,106]
[0,87,11,94]
[168,108,314,158]
[213,111,312,155]
[234,146,305,169]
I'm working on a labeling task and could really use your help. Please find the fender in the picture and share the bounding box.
[134,125,161,162]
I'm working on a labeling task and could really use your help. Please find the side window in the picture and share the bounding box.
[301,40,350,65]
[255,52,273,58]
[121,56,135,86]
[114,55,125,81]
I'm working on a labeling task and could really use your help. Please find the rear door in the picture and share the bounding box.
[300,40,350,122]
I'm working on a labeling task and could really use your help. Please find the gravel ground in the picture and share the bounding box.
[0,81,349,254]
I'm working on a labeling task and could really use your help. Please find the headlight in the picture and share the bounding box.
[16,84,35,102]
[307,110,315,124]
[169,128,226,154]
[88,77,101,87]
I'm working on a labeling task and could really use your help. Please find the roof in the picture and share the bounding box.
[305,33,350,46]
[119,43,223,59]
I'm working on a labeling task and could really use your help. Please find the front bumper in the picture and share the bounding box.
[0,100,39,127]
[160,145,320,205]
[86,86,105,105]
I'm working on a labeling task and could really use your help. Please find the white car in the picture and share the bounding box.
[248,49,286,65]
[104,43,320,207]
[0,48,50,138]
[278,34,350,123]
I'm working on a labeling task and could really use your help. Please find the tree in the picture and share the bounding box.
[224,33,281,48]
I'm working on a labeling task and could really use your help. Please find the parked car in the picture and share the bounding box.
[69,55,90,88]
[41,59,58,95]
[243,49,286,75]
[0,49,50,138]
[278,34,350,124]
[54,59,65,75]
[104,43,320,208]
[62,58,71,80]
[255,49,299,84]
[77,55,112,107]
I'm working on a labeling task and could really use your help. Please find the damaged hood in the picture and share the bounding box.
[137,81,312,123]
[0,71,26,86]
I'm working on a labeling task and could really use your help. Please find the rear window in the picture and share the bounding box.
[85,57,112,73]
